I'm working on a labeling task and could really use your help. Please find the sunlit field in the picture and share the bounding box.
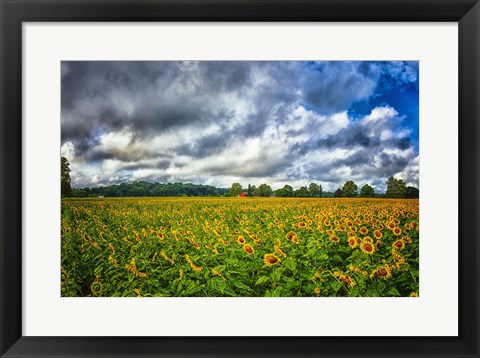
[61,197,419,297]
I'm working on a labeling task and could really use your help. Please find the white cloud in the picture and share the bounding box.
[60,141,75,161]
[362,106,398,125]
[97,128,132,152]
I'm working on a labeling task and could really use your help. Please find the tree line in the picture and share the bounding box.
[226,177,418,199]
[71,181,228,198]
[61,157,418,199]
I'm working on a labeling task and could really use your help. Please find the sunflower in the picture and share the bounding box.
[348,237,358,248]
[370,266,392,279]
[274,245,287,257]
[264,254,281,266]
[363,236,373,244]
[285,231,296,241]
[393,227,402,236]
[185,255,203,272]
[237,236,246,244]
[387,222,396,230]
[108,255,119,267]
[243,244,254,255]
[393,253,406,269]
[359,227,368,235]
[314,287,321,295]
[360,242,375,255]
[410,292,419,297]
[160,250,175,265]
[348,265,368,276]
[373,230,382,239]
[212,268,227,281]
[341,275,356,287]
[108,244,115,254]
[329,235,340,243]
[393,240,405,250]
[334,272,356,287]
[292,235,300,244]
[402,236,412,243]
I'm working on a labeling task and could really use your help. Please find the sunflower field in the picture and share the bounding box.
[61,197,419,297]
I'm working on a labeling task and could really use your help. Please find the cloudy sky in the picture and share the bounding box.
[61,61,419,192]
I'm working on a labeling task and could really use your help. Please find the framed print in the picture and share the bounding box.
[1,0,479,357]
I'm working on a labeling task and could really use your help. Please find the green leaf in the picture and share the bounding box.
[330,281,343,292]
[318,253,329,261]
[386,287,401,297]
[255,276,269,286]
[283,259,297,271]
[377,281,386,292]
[349,286,359,297]
[366,288,379,297]
[232,281,252,292]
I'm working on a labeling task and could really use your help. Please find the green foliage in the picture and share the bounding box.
[229,183,243,197]
[360,184,375,198]
[255,183,273,197]
[386,176,407,198]
[61,197,419,297]
[342,180,358,197]
[61,157,72,197]
[308,183,322,198]
[405,186,419,198]
[275,185,294,197]
[294,186,310,198]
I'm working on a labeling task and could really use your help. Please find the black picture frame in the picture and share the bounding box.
[1,0,479,357]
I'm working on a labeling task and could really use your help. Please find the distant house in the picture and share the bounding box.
[239,192,248,197]
[98,195,104,198]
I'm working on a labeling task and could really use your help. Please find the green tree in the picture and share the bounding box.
[61,157,72,197]
[72,188,87,197]
[275,184,294,197]
[229,183,243,197]
[333,188,343,197]
[385,176,407,198]
[308,183,322,198]
[342,180,358,197]
[360,184,375,198]
[405,186,419,198]
[255,183,273,197]
[294,186,310,198]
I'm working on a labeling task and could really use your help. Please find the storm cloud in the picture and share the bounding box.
[61,61,419,192]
